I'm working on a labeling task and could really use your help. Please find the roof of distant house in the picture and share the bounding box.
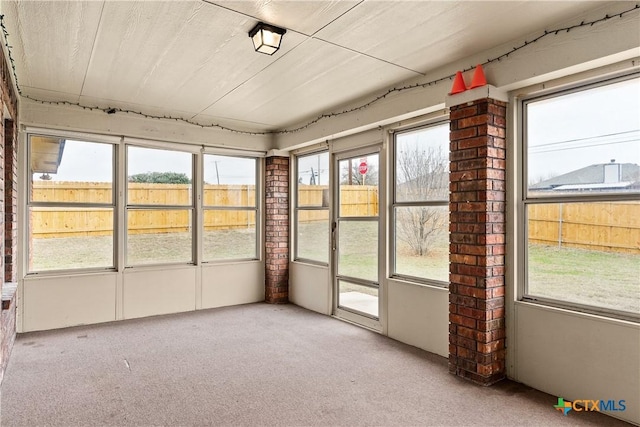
[530,162,640,191]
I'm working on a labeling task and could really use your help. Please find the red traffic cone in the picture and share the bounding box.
[468,64,487,89]
[449,71,467,95]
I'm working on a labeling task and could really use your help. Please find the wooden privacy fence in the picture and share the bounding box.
[32,182,256,238]
[32,183,639,254]
[528,201,640,254]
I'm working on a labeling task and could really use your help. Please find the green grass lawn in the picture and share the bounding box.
[528,244,639,313]
[31,228,257,270]
[30,225,639,315]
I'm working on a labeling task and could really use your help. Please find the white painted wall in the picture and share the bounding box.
[122,267,197,319]
[514,303,640,425]
[289,262,331,315]
[19,262,265,332]
[201,262,264,309]
[387,279,449,357]
[21,273,117,331]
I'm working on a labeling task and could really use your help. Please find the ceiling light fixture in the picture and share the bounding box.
[248,22,286,55]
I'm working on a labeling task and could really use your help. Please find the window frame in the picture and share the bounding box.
[26,134,117,274]
[201,153,260,263]
[125,144,196,267]
[390,120,450,287]
[520,72,640,321]
[293,150,330,266]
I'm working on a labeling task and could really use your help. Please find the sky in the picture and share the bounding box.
[34,77,639,187]
[527,77,640,184]
[35,144,256,185]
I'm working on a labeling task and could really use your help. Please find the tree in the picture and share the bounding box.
[396,145,448,256]
[128,172,191,184]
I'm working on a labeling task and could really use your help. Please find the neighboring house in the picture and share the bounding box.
[530,161,640,192]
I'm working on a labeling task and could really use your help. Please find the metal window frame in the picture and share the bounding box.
[293,150,330,266]
[520,72,640,322]
[201,153,260,263]
[26,134,118,275]
[390,121,450,287]
[124,144,196,267]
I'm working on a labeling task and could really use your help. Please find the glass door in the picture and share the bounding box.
[333,149,380,328]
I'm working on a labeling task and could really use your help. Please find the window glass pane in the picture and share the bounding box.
[527,202,640,314]
[30,138,113,203]
[395,124,449,202]
[527,77,640,196]
[127,209,192,265]
[29,207,113,271]
[338,221,377,282]
[394,206,449,282]
[296,210,329,263]
[204,155,256,207]
[339,154,379,218]
[203,210,257,260]
[297,152,329,207]
[127,146,192,205]
[203,184,256,208]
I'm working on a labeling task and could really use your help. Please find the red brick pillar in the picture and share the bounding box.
[4,119,16,282]
[265,156,289,304]
[447,87,507,385]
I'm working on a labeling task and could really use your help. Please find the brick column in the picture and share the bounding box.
[4,119,16,282]
[447,86,507,385]
[265,156,289,304]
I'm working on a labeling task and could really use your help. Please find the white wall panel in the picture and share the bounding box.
[201,262,264,309]
[387,279,449,357]
[514,303,639,425]
[289,262,331,315]
[22,273,117,332]
[123,267,197,319]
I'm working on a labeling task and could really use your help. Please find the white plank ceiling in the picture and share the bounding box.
[2,0,611,132]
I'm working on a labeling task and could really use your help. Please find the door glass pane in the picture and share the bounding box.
[338,221,378,282]
[338,280,378,318]
[339,154,379,217]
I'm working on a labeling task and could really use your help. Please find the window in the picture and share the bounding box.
[28,137,115,272]
[392,123,449,284]
[523,74,640,318]
[295,151,329,264]
[126,146,194,265]
[202,154,258,261]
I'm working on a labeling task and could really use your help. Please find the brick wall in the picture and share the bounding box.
[0,40,19,386]
[448,97,507,385]
[3,120,15,282]
[265,156,289,304]
[0,284,16,383]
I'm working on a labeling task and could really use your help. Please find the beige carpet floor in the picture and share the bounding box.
[0,303,631,426]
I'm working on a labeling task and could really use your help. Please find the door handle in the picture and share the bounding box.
[331,221,337,251]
